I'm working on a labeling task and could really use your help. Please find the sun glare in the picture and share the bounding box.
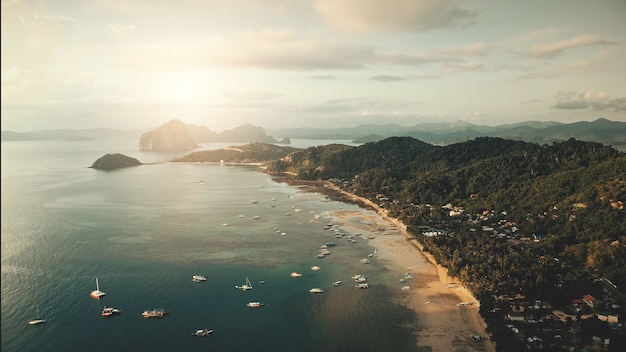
[168,70,208,103]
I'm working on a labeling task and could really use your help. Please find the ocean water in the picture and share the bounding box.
[1,139,417,352]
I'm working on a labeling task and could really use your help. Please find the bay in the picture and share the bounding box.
[1,138,417,352]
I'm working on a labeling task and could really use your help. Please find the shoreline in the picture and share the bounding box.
[271,174,496,352]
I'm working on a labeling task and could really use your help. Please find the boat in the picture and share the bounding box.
[90,277,106,299]
[290,272,303,278]
[235,277,253,291]
[356,283,369,289]
[192,328,213,337]
[352,274,368,282]
[28,305,45,325]
[246,301,263,308]
[309,288,324,293]
[333,281,343,287]
[192,275,207,282]
[102,306,122,317]
[311,266,321,271]
[142,308,167,318]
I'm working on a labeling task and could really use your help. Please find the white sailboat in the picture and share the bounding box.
[235,277,253,291]
[28,305,45,325]
[90,277,106,299]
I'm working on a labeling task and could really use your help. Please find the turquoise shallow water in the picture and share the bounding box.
[1,139,417,352]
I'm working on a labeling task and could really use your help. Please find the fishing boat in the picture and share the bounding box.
[290,272,303,278]
[309,288,324,293]
[101,307,122,317]
[311,266,321,271]
[356,283,369,289]
[246,301,263,308]
[28,305,45,325]
[90,278,106,299]
[333,281,343,286]
[235,277,253,291]
[192,328,213,337]
[142,308,167,318]
[192,275,207,282]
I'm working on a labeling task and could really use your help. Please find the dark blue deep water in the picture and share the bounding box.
[1,139,417,352]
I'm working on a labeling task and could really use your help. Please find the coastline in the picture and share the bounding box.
[272,174,496,352]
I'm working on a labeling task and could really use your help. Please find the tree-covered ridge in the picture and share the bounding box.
[268,136,626,290]
[268,136,625,351]
[265,137,436,179]
[173,143,299,163]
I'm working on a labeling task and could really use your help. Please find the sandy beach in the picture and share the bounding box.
[278,176,496,352]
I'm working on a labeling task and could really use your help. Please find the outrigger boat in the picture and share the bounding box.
[101,307,122,317]
[192,328,213,337]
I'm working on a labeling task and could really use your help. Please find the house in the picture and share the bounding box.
[582,295,598,308]
[597,312,619,323]
[507,311,527,322]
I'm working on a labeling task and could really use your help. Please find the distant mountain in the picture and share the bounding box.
[2,122,288,145]
[187,123,286,144]
[139,119,199,151]
[1,128,147,141]
[3,118,624,148]
[267,118,626,147]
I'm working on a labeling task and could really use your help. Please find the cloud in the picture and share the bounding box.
[312,0,477,32]
[109,23,136,33]
[552,91,626,112]
[369,75,408,82]
[118,30,493,72]
[310,74,336,80]
[120,30,374,70]
[525,35,617,58]
[1,2,76,70]
[375,42,491,66]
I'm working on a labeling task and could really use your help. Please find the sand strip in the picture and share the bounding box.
[283,177,496,352]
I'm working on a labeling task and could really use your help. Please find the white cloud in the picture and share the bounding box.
[526,35,617,58]
[312,0,477,32]
[552,91,626,112]
[109,23,136,33]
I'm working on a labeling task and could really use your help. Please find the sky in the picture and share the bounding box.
[2,0,625,132]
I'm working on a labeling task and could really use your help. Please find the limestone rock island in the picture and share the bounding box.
[138,119,199,151]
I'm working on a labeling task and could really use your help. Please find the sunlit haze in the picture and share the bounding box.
[2,0,625,132]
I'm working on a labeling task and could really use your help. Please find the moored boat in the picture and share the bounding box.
[28,305,45,325]
[235,277,253,291]
[102,306,122,317]
[192,328,213,337]
[142,308,167,318]
[90,278,106,299]
[192,275,207,282]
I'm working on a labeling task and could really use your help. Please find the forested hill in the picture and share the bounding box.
[266,137,626,290]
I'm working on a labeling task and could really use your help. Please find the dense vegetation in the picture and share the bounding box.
[265,136,626,351]
[173,143,299,163]
[90,153,142,170]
